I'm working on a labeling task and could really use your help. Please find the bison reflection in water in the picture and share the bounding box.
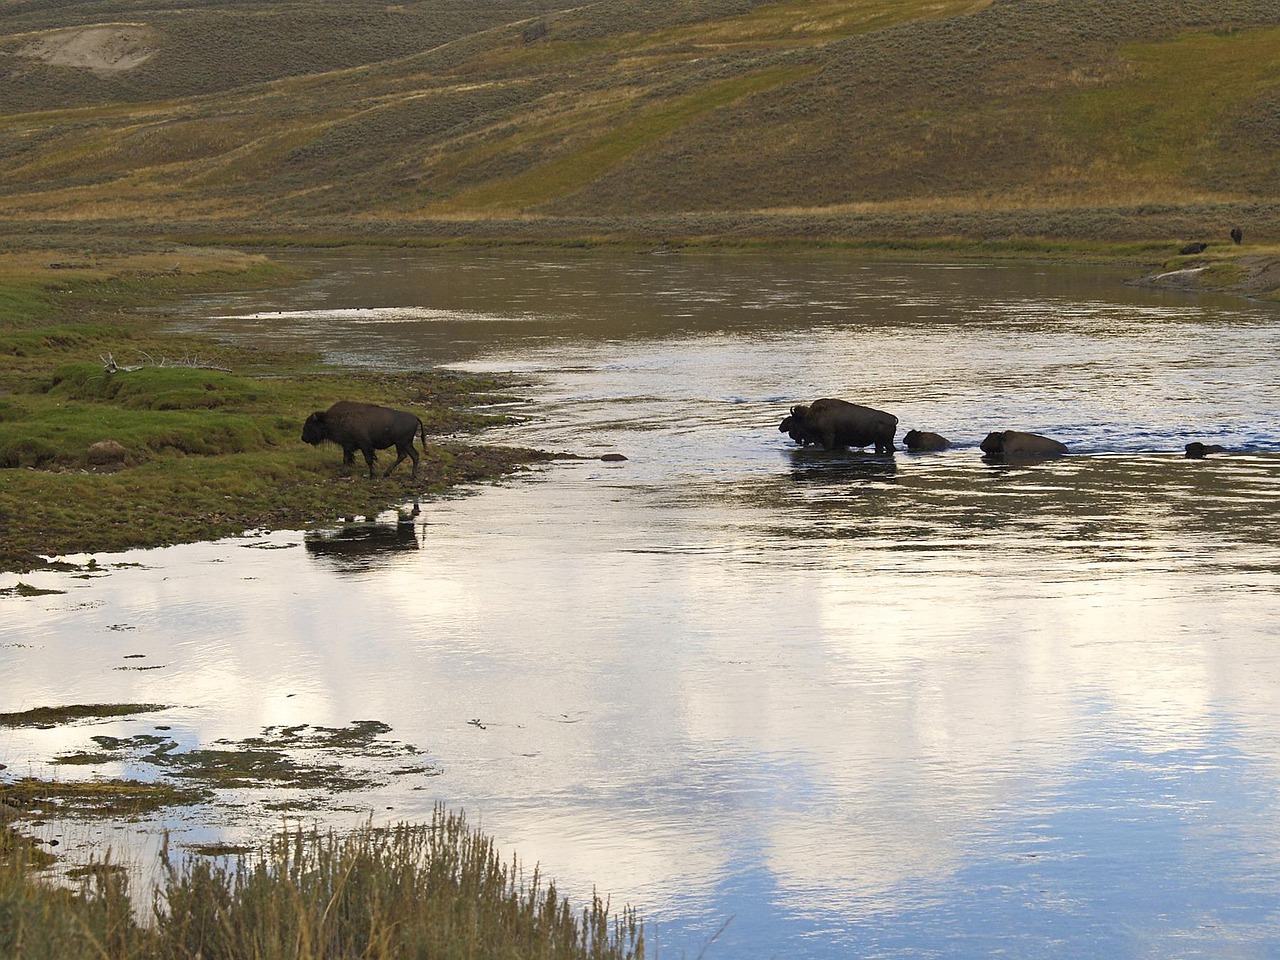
[301,401,426,478]
[787,449,898,485]
[778,398,898,453]
[304,522,421,572]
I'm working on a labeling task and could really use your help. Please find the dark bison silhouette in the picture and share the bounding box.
[902,429,950,452]
[779,398,897,453]
[1184,442,1226,459]
[979,430,1068,458]
[302,401,426,478]
[1179,241,1208,255]
[778,411,814,446]
[1230,226,1243,244]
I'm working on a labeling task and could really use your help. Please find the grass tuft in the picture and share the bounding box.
[0,808,644,960]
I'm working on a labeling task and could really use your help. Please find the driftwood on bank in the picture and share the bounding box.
[101,351,232,374]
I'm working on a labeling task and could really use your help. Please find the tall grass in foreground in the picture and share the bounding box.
[0,808,644,960]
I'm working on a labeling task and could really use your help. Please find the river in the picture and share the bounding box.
[4,250,1280,958]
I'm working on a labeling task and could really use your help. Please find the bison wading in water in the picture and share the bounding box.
[979,430,1068,459]
[902,429,951,452]
[1185,441,1226,459]
[302,401,427,478]
[779,398,898,453]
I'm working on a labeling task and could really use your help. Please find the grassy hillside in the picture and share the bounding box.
[1,0,1279,243]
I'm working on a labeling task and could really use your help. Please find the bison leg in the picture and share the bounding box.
[360,446,378,479]
[384,441,420,478]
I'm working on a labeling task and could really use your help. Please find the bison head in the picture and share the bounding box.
[301,411,329,446]
[979,431,1005,455]
[780,405,813,446]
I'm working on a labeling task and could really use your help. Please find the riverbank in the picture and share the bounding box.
[3,233,1276,575]
[0,241,549,573]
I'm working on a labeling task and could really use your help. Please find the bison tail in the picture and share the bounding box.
[418,418,427,449]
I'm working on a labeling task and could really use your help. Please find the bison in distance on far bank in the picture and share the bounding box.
[301,401,427,478]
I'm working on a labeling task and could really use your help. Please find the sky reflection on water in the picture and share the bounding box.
[5,252,1280,958]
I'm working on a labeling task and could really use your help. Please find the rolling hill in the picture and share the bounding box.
[1,0,1279,244]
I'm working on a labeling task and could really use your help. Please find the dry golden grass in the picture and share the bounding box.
[1,809,644,960]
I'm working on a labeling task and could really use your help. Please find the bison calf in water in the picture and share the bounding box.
[302,401,427,478]
[902,429,951,452]
[1185,441,1226,459]
[779,398,898,453]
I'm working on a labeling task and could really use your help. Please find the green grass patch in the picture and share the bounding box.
[659,0,991,46]
[46,361,267,410]
[1060,25,1280,190]
[1191,260,1249,290]
[0,388,277,470]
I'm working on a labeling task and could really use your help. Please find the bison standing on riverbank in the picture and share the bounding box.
[779,398,898,453]
[302,401,427,478]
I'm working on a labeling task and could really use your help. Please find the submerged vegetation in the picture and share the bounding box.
[1,712,433,822]
[1,777,209,820]
[0,703,168,728]
[0,808,644,960]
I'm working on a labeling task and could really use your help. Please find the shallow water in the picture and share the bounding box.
[5,251,1280,958]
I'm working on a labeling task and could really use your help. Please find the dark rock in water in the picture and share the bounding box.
[1185,442,1226,459]
[600,453,628,462]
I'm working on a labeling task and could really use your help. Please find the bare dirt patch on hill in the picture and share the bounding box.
[19,24,159,74]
